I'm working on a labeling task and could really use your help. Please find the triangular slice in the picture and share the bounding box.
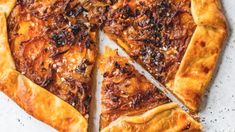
[1,0,98,131]
[102,0,227,112]
[98,47,202,131]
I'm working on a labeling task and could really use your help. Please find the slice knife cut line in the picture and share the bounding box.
[88,31,190,132]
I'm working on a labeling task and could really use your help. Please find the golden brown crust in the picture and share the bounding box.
[0,69,87,132]
[7,1,98,116]
[98,47,171,128]
[191,0,227,29]
[101,103,202,132]
[167,0,228,112]
[0,1,101,131]
[102,0,228,112]
[0,0,227,130]
[103,0,196,83]
[0,10,88,132]
[0,12,15,71]
[169,26,227,112]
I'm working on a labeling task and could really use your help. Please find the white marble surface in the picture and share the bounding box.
[0,0,235,131]
[198,0,235,131]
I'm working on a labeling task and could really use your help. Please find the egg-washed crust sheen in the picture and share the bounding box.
[0,12,15,71]
[98,47,171,129]
[7,0,98,117]
[0,12,87,132]
[102,103,202,132]
[102,0,228,112]
[0,0,100,131]
[0,0,227,131]
[168,0,227,112]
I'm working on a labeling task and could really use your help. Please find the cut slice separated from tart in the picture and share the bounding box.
[98,47,202,131]
[0,0,228,131]
[102,0,228,112]
[1,0,98,131]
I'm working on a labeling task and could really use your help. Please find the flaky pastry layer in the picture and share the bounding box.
[102,0,228,112]
[102,103,202,132]
[0,4,88,131]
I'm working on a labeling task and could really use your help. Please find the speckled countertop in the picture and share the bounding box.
[198,0,235,131]
[0,0,235,131]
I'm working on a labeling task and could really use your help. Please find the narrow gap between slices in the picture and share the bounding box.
[99,32,189,111]
[95,32,195,130]
[88,62,101,132]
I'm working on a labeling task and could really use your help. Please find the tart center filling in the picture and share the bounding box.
[99,53,171,128]
[7,0,97,116]
[7,0,196,119]
[103,0,196,84]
